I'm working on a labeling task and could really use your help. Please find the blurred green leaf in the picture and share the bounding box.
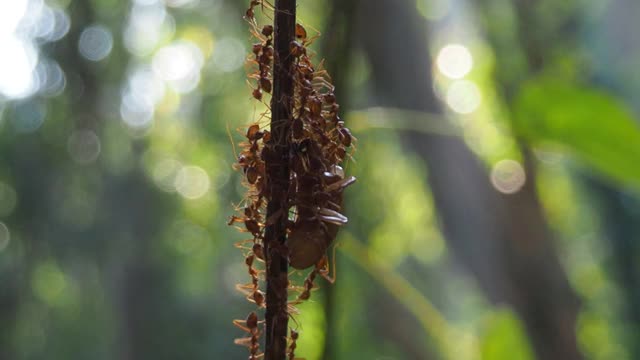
[480,308,534,360]
[514,77,640,188]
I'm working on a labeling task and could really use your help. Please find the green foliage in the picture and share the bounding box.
[480,308,535,360]
[514,76,640,189]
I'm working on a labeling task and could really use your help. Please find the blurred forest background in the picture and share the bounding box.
[1,0,640,359]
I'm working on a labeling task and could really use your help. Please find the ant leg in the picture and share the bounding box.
[233,319,253,333]
[262,0,275,10]
[318,246,338,284]
[235,283,256,296]
[311,77,335,92]
[234,336,254,347]
[234,238,254,250]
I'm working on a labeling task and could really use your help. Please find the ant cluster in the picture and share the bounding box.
[230,1,355,358]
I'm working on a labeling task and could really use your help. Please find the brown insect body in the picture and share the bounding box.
[286,165,355,270]
[287,220,330,270]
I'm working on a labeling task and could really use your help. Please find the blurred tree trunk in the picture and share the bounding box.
[584,1,640,357]
[585,180,640,355]
[344,0,583,359]
[54,2,178,359]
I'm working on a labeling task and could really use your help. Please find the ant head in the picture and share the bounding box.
[261,25,273,37]
[295,23,307,40]
[252,43,262,55]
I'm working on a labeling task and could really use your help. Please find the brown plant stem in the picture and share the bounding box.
[264,0,296,359]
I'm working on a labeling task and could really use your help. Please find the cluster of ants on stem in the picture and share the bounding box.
[229,0,356,359]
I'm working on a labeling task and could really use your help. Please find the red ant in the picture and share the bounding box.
[236,255,266,308]
[289,254,336,307]
[234,311,263,359]
[245,0,275,23]
[287,329,299,360]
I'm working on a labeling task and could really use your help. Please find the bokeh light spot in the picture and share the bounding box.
[153,158,182,192]
[437,44,473,79]
[181,26,215,59]
[0,36,38,99]
[211,37,245,73]
[120,90,155,131]
[124,2,172,56]
[67,130,101,164]
[0,0,28,35]
[153,41,204,93]
[78,25,113,61]
[446,79,481,114]
[12,100,46,133]
[175,165,210,199]
[36,58,67,97]
[491,159,526,194]
[47,8,71,41]
[32,262,69,306]
[129,66,166,104]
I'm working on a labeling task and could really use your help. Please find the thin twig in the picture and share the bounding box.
[263,0,296,359]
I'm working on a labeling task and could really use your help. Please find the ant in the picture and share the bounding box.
[246,23,274,101]
[289,254,336,307]
[245,0,260,21]
[234,311,263,359]
[228,210,263,238]
[231,219,266,308]
[245,0,275,23]
[287,329,299,360]
[234,122,270,192]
